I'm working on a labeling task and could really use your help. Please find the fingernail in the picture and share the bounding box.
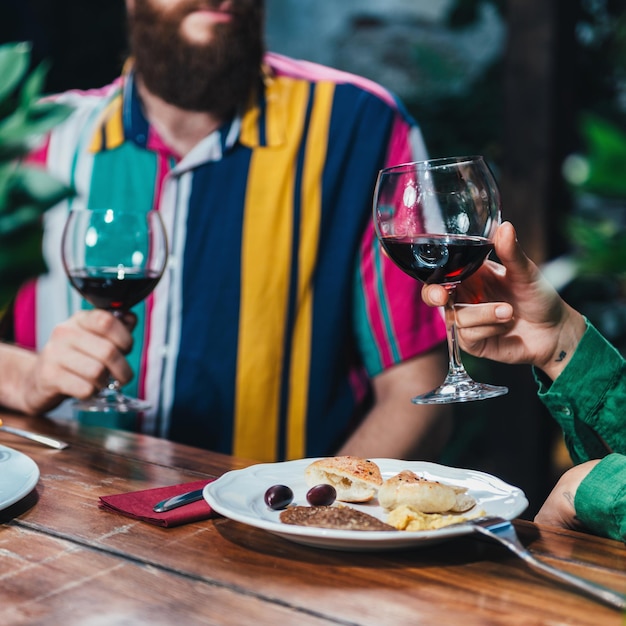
[495,305,511,319]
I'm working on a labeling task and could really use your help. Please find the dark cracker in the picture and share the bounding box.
[279,505,395,531]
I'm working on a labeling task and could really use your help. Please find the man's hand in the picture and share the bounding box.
[4,309,136,415]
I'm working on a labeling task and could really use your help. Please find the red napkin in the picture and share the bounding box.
[99,479,216,528]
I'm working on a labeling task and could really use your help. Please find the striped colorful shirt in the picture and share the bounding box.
[14,53,446,461]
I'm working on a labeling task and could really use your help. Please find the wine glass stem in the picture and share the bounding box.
[107,309,126,398]
[106,378,122,392]
[443,286,468,378]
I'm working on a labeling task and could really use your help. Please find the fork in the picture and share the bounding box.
[469,516,626,610]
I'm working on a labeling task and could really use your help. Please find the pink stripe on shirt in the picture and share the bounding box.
[360,224,395,368]
[267,52,397,108]
[13,279,37,349]
[14,136,52,349]
[136,152,172,403]
[360,115,446,369]
[384,115,415,168]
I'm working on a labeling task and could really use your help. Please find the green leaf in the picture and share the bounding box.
[19,61,48,110]
[0,221,46,281]
[0,162,16,213]
[0,101,73,147]
[8,166,75,209]
[0,42,30,103]
[0,139,34,162]
[0,161,15,192]
[29,99,74,121]
[0,205,44,235]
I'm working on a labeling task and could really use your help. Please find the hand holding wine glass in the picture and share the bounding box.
[61,208,168,412]
[373,155,508,404]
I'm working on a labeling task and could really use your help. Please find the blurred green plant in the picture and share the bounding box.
[564,114,626,198]
[561,114,626,351]
[567,215,626,277]
[0,41,75,310]
[563,114,626,279]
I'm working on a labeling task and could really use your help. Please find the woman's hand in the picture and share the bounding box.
[421,221,586,380]
[534,460,600,531]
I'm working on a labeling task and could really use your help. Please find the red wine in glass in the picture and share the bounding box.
[67,268,163,312]
[380,234,494,286]
[61,208,168,413]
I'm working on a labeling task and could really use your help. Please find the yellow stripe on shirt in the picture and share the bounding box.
[88,93,124,153]
[104,98,124,150]
[234,77,310,461]
[286,81,334,459]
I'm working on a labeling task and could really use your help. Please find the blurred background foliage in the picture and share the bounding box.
[558,2,626,353]
[0,41,74,311]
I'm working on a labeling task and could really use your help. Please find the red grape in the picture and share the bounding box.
[264,484,294,510]
[306,484,336,506]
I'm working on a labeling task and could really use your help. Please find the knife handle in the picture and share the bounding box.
[0,425,69,450]
[153,488,205,513]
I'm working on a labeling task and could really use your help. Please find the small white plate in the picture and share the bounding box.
[0,444,39,511]
[204,458,528,551]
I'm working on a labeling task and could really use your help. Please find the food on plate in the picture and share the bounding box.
[304,456,383,502]
[280,505,394,531]
[268,460,482,533]
[387,505,485,531]
[264,484,294,510]
[378,470,476,513]
[449,490,477,514]
[306,484,337,506]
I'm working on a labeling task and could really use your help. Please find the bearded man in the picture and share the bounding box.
[1,0,451,462]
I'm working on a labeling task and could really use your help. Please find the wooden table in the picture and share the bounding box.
[1,412,625,625]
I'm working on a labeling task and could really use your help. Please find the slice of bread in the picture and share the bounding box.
[378,470,475,513]
[304,456,383,502]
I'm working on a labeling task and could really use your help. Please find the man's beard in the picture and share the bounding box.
[128,0,265,116]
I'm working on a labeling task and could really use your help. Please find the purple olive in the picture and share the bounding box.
[306,483,337,506]
[264,484,294,510]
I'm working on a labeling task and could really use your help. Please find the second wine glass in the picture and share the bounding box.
[61,208,168,413]
[373,155,508,404]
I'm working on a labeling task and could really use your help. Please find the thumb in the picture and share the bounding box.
[421,283,450,307]
[494,221,537,281]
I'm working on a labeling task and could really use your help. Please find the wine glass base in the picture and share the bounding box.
[73,392,150,414]
[411,381,509,405]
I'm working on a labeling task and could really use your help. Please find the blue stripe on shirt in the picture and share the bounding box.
[169,145,252,451]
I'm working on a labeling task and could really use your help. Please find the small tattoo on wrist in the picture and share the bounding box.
[555,351,567,362]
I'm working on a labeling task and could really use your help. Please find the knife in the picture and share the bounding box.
[0,423,69,450]
[153,488,205,513]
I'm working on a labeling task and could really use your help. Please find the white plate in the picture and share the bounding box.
[0,444,40,511]
[204,458,528,551]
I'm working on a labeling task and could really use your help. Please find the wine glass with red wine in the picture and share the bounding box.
[61,208,168,412]
[373,155,508,403]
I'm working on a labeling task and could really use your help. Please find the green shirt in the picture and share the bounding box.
[536,321,626,541]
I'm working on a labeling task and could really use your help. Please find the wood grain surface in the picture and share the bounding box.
[1,412,625,625]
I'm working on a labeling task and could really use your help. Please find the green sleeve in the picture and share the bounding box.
[535,321,626,463]
[575,453,626,542]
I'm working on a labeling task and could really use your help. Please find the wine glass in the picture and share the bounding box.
[61,208,168,413]
[373,155,508,404]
